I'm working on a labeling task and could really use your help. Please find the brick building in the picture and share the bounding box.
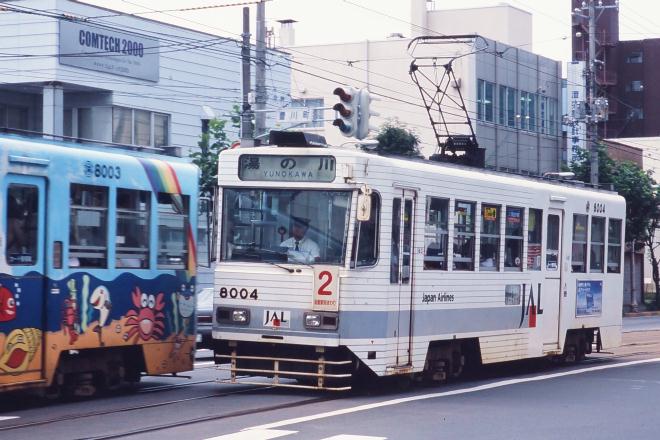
[571,0,660,139]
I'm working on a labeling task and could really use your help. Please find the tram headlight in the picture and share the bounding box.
[231,309,249,323]
[304,313,322,328]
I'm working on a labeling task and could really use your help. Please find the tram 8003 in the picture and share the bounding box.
[0,134,200,396]
[213,132,625,391]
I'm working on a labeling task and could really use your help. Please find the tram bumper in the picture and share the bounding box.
[213,330,353,391]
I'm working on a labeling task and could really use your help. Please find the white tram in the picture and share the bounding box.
[213,132,625,390]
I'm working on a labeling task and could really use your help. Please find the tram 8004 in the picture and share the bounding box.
[0,134,200,396]
[213,132,625,390]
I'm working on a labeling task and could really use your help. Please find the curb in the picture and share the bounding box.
[623,311,660,317]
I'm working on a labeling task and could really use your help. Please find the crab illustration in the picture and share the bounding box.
[123,287,165,343]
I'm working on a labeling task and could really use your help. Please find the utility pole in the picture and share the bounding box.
[241,7,254,144]
[254,0,267,141]
[573,0,618,187]
[587,0,598,187]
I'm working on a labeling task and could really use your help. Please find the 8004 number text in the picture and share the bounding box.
[219,287,258,300]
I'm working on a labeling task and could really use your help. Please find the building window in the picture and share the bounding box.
[629,108,644,120]
[504,207,524,271]
[154,113,169,147]
[590,217,605,273]
[112,107,170,147]
[351,192,380,268]
[69,184,108,268]
[607,219,622,273]
[540,96,548,134]
[116,189,150,269]
[157,193,189,270]
[498,86,516,128]
[527,208,543,271]
[454,200,476,271]
[519,92,537,131]
[0,104,29,131]
[548,98,558,136]
[572,214,588,273]
[528,93,537,131]
[6,184,39,266]
[478,80,494,122]
[480,204,501,271]
[625,80,644,92]
[424,197,449,270]
[625,51,643,63]
[519,91,529,130]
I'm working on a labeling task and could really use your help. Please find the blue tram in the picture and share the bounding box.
[0,134,199,395]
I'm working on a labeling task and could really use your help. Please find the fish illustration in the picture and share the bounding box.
[0,328,41,374]
[0,286,16,322]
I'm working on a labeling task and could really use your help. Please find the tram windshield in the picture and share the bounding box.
[221,188,352,265]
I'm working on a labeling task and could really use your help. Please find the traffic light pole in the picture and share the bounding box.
[254,0,267,141]
[587,0,599,187]
[241,7,254,143]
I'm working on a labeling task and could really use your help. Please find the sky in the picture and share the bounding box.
[82,0,660,63]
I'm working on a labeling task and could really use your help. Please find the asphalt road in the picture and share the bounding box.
[1,322,659,440]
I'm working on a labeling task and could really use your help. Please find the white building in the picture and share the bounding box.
[0,0,291,158]
[279,2,563,174]
[0,0,291,289]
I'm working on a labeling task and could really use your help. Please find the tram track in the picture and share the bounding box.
[0,383,271,433]
[75,395,334,440]
[2,343,658,438]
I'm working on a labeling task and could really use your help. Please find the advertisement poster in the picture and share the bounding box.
[576,280,603,316]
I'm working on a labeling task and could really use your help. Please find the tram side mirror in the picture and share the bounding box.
[357,185,373,222]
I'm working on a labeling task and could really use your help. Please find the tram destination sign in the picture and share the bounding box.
[239,155,336,182]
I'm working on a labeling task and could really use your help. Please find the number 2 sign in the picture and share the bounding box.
[313,266,340,312]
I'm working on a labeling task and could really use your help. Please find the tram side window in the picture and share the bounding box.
[6,185,38,265]
[590,217,606,273]
[351,193,381,268]
[424,197,449,270]
[69,184,108,268]
[454,200,476,271]
[572,214,588,273]
[116,189,150,269]
[390,198,401,283]
[479,204,501,271]
[546,214,560,271]
[157,193,189,270]
[527,209,543,271]
[607,219,623,273]
[504,207,524,271]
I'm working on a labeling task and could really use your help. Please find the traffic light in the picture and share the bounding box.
[355,89,377,140]
[332,87,357,137]
[333,87,379,140]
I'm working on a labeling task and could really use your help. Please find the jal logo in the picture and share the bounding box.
[263,310,290,329]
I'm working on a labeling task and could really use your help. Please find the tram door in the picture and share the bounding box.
[0,175,46,383]
[390,189,416,366]
[542,209,563,350]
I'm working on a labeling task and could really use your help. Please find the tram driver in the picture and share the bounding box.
[280,216,320,264]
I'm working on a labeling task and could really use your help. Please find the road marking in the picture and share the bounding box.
[321,436,387,440]
[247,357,660,431]
[0,416,19,422]
[205,429,297,439]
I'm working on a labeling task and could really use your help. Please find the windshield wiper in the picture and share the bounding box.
[263,260,294,273]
